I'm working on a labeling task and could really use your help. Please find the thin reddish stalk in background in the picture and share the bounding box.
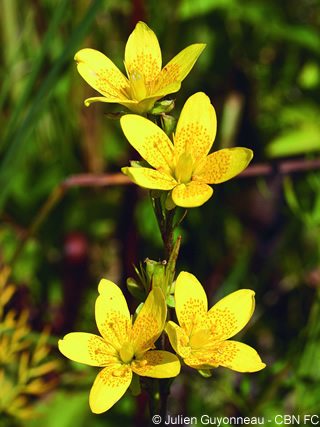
[6,157,320,265]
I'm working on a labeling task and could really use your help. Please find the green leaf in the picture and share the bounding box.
[0,0,104,212]
[298,62,320,89]
[265,126,320,158]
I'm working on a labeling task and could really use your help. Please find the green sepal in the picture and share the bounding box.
[130,261,150,295]
[149,99,175,115]
[168,280,175,295]
[104,111,129,120]
[129,373,141,396]
[198,369,212,378]
[165,192,176,210]
[166,294,175,308]
[130,159,152,168]
[164,236,181,297]
[126,277,146,301]
[167,237,181,279]
[161,114,178,138]
[150,189,164,198]
[145,258,166,293]
[133,302,144,323]
[152,263,167,289]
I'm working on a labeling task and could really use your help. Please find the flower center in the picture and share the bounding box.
[129,69,147,101]
[119,342,135,364]
[174,152,194,184]
[189,329,211,349]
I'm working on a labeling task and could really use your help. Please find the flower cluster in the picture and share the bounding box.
[59,21,266,414]
[59,275,265,413]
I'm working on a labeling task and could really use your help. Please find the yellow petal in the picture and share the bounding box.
[166,321,191,359]
[151,81,182,99]
[194,148,253,184]
[83,96,137,107]
[174,92,217,160]
[215,340,266,373]
[132,288,166,357]
[89,364,132,413]
[84,96,157,115]
[75,49,129,100]
[121,167,176,190]
[58,332,117,366]
[125,22,162,83]
[174,272,208,336]
[95,279,131,350]
[171,182,213,208]
[207,289,255,340]
[154,44,206,95]
[132,350,180,378]
[120,115,175,173]
[183,354,219,370]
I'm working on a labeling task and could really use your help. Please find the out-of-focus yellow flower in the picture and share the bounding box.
[121,92,253,208]
[75,21,205,115]
[58,280,180,414]
[166,272,266,373]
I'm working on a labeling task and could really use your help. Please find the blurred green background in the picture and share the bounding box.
[1,0,320,425]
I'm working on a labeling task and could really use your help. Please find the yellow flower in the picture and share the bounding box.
[121,92,253,208]
[166,272,266,373]
[58,280,180,414]
[75,21,205,115]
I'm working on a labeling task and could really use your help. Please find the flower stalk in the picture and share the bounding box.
[57,19,266,422]
[151,193,176,260]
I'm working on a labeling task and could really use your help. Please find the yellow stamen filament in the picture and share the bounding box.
[107,316,132,352]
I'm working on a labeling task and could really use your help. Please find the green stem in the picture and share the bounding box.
[147,378,160,427]
[147,378,174,426]
[158,379,172,424]
[163,208,176,260]
[150,193,176,260]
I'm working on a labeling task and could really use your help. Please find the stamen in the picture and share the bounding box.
[92,69,130,100]
[108,317,131,348]
[112,367,126,377]
[129,69,147,101]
